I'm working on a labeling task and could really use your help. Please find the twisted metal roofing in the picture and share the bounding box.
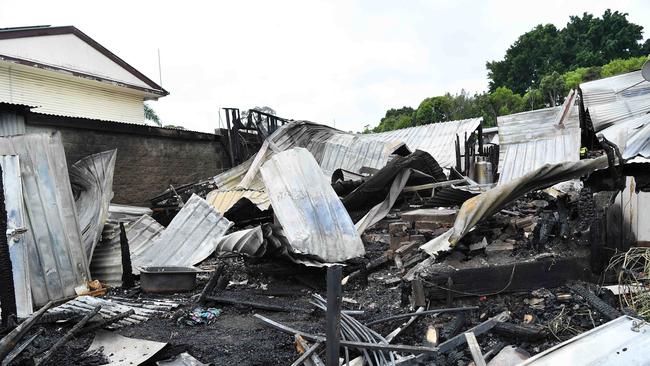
[497,102,581,185]
[260,147,365,262]
[70,149,116,261]
[580,70,650,131]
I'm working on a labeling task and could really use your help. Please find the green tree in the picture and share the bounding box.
[487,24,564,94]
[522,88,545,110]
[540,71,567,106]
[144,103,161,126]
[601,55,648,77]
[487,9,648,93]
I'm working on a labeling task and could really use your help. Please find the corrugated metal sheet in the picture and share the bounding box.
[0,111,25,136]
[0,132,90,308]
[48,295,179,329]
[497,103,581,185]
[70,150,116,261]
[131,194,232,269]
[597,113,650,160]
[260,147,364,262]
[213,119,480,211]
[90,214,164,286]
[580,70,650,131]
[0,62,147,124]
[1,155,32,317]
[521,316,650,365]
[205,188,269,212]
[606,177,650,247]
[363,117,482,168]
[215,226,265,257]
[416,156,609,265]
[102,204,153,239]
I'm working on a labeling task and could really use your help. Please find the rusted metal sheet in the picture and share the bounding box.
[70,149,116,261]
[131,194,232,269]
[497,97,581,185]
[0,132,90,309]
[260,147,364,262]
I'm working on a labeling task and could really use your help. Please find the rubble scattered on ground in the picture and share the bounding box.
[2,83,650,365]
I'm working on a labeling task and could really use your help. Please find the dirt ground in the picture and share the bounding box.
[8,236,616,365]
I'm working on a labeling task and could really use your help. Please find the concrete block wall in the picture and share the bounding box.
[25,113,232,206]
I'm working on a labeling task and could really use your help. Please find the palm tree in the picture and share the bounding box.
[144,103,161,126]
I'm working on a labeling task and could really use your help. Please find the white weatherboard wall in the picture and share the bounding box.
[0,62,146,123]
[0,34,150,89]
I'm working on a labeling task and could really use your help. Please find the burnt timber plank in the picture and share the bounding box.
[423,258,591,299]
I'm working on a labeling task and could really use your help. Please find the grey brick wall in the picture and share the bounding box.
[25,116,232,206]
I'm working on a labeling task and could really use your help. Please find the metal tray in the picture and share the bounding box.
[140,266,203,293]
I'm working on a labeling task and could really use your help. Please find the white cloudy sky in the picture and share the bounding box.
[1,0,649,133]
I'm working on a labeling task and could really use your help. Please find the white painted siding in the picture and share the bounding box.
[0,34,151,89]
[0,62,146,124]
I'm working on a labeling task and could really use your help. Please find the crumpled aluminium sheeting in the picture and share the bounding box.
[132,194,233,269]
[580,70,650,131]
[598,113,650,160]
[211,121,408,212]
[215,226,265,257]
[417,156,609,265]
[0,132,90,309]
[260,147,365,263]
[90,214,164,285]
[70,149,117,261]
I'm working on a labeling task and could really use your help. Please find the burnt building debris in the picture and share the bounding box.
[1,63,650,366]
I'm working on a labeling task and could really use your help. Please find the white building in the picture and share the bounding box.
[0,25,167,124]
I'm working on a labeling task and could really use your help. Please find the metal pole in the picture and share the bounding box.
[326,265,343,366]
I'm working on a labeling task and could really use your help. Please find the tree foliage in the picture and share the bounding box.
[487,9,648,93]
[144,103,161,126]
[367,10,649,134]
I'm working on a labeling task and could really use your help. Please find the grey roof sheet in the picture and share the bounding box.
[580,70,650,131]
[260,147,364,262]
[90,214,164,286]
[0,132,90,309]
[497,102,581,185]
[363,117,481,168]
[131,194,232,269]
[2,154,32,316]
[70,149,116,261]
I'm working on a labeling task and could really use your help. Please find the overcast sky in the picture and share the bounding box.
[1,0,649,133]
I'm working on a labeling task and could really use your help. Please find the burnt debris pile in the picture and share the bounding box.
[2,70,650,365]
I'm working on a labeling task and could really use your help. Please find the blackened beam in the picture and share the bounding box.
[205,295,307,313]
[437,311,509,353]
[290,340,322,366]
[365,306,479,326]
[34,305,102,366]
[0,301,54,361]
[254,314,439,354]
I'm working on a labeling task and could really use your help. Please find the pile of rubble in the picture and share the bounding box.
[2,71,650,365]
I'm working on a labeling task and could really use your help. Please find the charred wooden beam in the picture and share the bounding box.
[0,301,53,361]
[325,265,342,366]
[423,258,591,299]
[34,305,101,366]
